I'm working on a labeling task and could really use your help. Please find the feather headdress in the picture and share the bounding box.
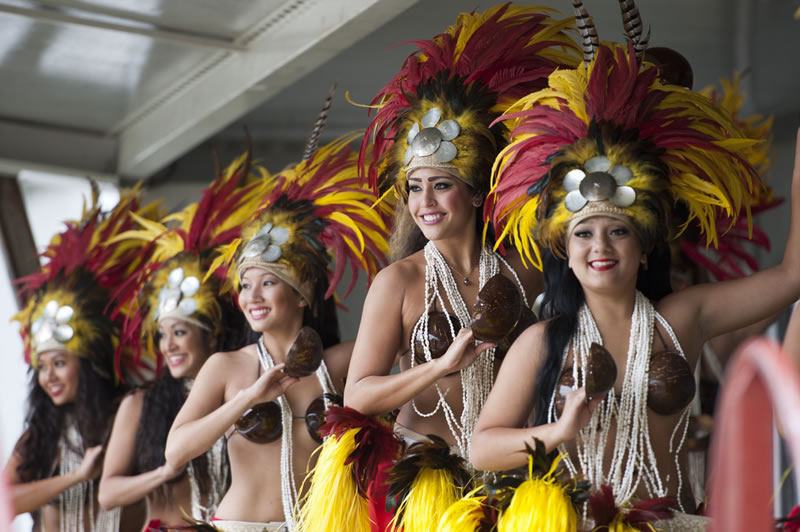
[489,37,763,268]
[360,3,580,201]
[700,72,773,179]
[111,153,266,374]
[12,184,160,381]
[212,133,390,305]
[673,72,779,281]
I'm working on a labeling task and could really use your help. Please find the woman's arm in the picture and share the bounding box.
[661,129,800,345]
[344,266,493,414]
[98,390,184,510]
[165,352,296,468]
[4,441,103,515]
[471,324,599,471]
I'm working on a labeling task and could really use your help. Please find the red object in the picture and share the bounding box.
[708,338,800,531]
[784,506,800,531]
[368,460,398,532]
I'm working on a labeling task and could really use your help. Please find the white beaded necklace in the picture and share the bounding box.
[546,291,691,510]
[58,422,120,532]
[256,335,335,531]
[409,241,527,461]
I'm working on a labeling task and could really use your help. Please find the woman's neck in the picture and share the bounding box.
[432,235,481,275]
[259,327,301,363]
[583,286,637,326]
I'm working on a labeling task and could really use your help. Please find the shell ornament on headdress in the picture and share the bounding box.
[212,132,391,306]
[12,184,160,381]
[111,152,267,375]
[488,0,764,269]
[359,3,580,203]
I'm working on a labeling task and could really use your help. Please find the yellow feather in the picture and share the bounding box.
[296,430,371,532]
[329,212,365,252]
[391,467,464,532]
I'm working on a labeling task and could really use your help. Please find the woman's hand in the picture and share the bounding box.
[77,445,104,482]
[433,328,495,376]
[243,363,298,407]
[555,387,604,443]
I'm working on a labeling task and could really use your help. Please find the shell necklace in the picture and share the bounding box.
[257,336,336,530]
[58,422,120,532]
[546,291,691,510]
[409,241,527,461]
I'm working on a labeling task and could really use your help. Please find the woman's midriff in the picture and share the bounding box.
[559,409,696,511]
[395,355,464,448]
[217,379,323,523]
[145,475,192,528]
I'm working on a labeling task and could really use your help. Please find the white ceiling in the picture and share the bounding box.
[1,0,799,183]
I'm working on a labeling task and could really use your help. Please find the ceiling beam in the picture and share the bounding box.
[0,3,245,51]
[116,0,421,180]
[0,119,117,180]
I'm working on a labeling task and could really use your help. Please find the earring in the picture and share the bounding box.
[641,258,648,271]
[472,197,483,207]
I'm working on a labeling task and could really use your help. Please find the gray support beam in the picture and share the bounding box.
[0,119,118,179]
[0,176,39,307]
[116,0,420,180]
[0,3,245,51]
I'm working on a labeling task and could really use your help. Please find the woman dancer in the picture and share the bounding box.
[164,134,388,532]
[470,7,800,530]
[98,156,259,530]
[297,6,578,532]
[5,188,156,531]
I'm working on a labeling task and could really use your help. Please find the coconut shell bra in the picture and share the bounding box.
[555,322,696,417]
[232,359,336,444]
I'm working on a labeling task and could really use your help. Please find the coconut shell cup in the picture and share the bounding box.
[647,351,696,416]
[554,369,577,417]
[305,396,327,444]
[494,305,538,360]
[284,326,324,378]
[471,274,522,343]
[585,342,617,401]
[412,311,457,365]
[235,401,282,443]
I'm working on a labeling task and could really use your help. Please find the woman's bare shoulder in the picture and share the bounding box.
[202,345,257,372]
[375,252,425,283]
[118,388,146,414]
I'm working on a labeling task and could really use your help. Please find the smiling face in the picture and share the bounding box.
[567,215,645,294]
[37,350,80,406]
[157,318,214,379]
[406,167,479,242]
[237,267,307,334]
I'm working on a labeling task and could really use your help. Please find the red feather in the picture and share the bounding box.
[320,406,402,498]
[361,4,579,192]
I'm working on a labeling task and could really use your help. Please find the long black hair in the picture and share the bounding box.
[533,243,672,426]
[134,305,245,504]
[305,275,341,349]
[133,371,215,505]
[16,357,122,482]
